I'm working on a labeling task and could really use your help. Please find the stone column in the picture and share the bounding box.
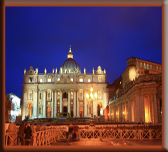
[128,100,131,122]
[73,90,76,117]
[54,90,57,118]
[141,94,145,122]
[22,91,27,120]
[51,90,54,118]
[60,90,62,113]
[153,93,158,123]
[119,104,122,122]
[93,100,97,118]
[68,90,70,114]
[135,92,140,122]
[84,90,86,117]
[77,90,79,117]
[33,90,37,118]
[157,99,161,123]
[114,106,116,122]
[43,90,46,118]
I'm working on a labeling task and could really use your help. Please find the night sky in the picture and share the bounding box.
[5,7,162,98]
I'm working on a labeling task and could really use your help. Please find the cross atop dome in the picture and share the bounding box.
[67,45,73,58]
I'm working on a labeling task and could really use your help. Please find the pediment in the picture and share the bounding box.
[55,77,76,84]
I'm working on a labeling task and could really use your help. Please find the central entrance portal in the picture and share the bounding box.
[63,106,67,117]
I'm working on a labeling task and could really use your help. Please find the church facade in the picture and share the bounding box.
[22,46,108,120]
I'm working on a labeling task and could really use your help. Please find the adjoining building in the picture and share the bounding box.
[8,93,21,122]
[108,57,162,123]
[22,46,109,120]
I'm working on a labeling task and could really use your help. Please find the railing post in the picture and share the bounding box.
[32,132,37,146]
[100,129,102,141]
[149,129,152,140]
[139,130,142,140]
[120,129,123,140]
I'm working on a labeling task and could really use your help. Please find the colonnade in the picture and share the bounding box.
[109,92,159,123]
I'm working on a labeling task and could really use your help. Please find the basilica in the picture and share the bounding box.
[22,46,108,120]
[22,46,162,123]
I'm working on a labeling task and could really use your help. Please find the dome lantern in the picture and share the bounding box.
[67,45,73,59]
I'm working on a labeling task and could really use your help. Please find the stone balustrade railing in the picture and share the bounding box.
[5,123,162,146]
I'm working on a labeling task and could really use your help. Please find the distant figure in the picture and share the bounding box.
[25,123,32,145]
[17,122,26,145]
[73,125,77,140]
[68,123,74,141]
[36,124,41,132]
[66,124,69,141]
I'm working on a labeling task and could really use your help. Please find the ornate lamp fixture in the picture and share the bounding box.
[86,87,97,126]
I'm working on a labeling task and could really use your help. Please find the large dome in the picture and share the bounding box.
[59,46,81,74]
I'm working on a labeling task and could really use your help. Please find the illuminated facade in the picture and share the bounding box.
[22,46,108,120]
[109,57,162,123]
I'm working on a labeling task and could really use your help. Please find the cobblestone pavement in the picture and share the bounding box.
[50,138,162,146]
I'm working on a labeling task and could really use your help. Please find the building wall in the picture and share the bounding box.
[22,66,108,120]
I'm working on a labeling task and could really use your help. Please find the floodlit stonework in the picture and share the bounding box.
[22,46,108,120]
[108,57,162,123]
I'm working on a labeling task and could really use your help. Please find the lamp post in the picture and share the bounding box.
[86,87,97,126]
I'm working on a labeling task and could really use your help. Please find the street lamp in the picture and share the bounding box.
[86,87,97,126]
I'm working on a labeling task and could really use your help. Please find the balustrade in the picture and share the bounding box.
[5,124,162,146]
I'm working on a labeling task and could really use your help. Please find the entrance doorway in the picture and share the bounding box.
[47,107,51,118]
[63,106,67,117]
[80,107,83,117]
[27,103,33,118]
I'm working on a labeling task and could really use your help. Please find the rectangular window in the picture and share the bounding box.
[57,78,60,81]
[48,102,51,105]
[150,65,152,70]
[48,78,51,82]
[140,62,142,68]
[29,77,32,82]
[40,93,41,99]
[88,79,91,82]
[156,66,158,71]
[71,102,73,104]
[98,77,101,82]
[137,61,139,68]
[71,78,73,81]
[39,108,41,114]
[57,102,60,104]
[79,78,83,82]
[144,63,146,69]
[40,79,42,82]
[147,64,149,70]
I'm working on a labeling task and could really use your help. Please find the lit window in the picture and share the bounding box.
[98,77,101,82]
[40,79,42,82]
[48,78,51,82]
[58,102,60,104]
[156,66,158,71]
[40,93,42,99]
[144,63,146,69]
[71,78,73,81]
[137,61,139,68]
[120,81,121,84]
[150,65,152,70]
[29,77,32,82]
[71,102,73,104]
[88,79,91,82]
[147,64,149,70]
[48,102,51,105]
[57,78,60,81]
[79,78,83,82]
[140,62,142,68]
[28,91,32,100]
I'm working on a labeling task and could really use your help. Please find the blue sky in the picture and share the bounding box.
[5,7,162,97]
